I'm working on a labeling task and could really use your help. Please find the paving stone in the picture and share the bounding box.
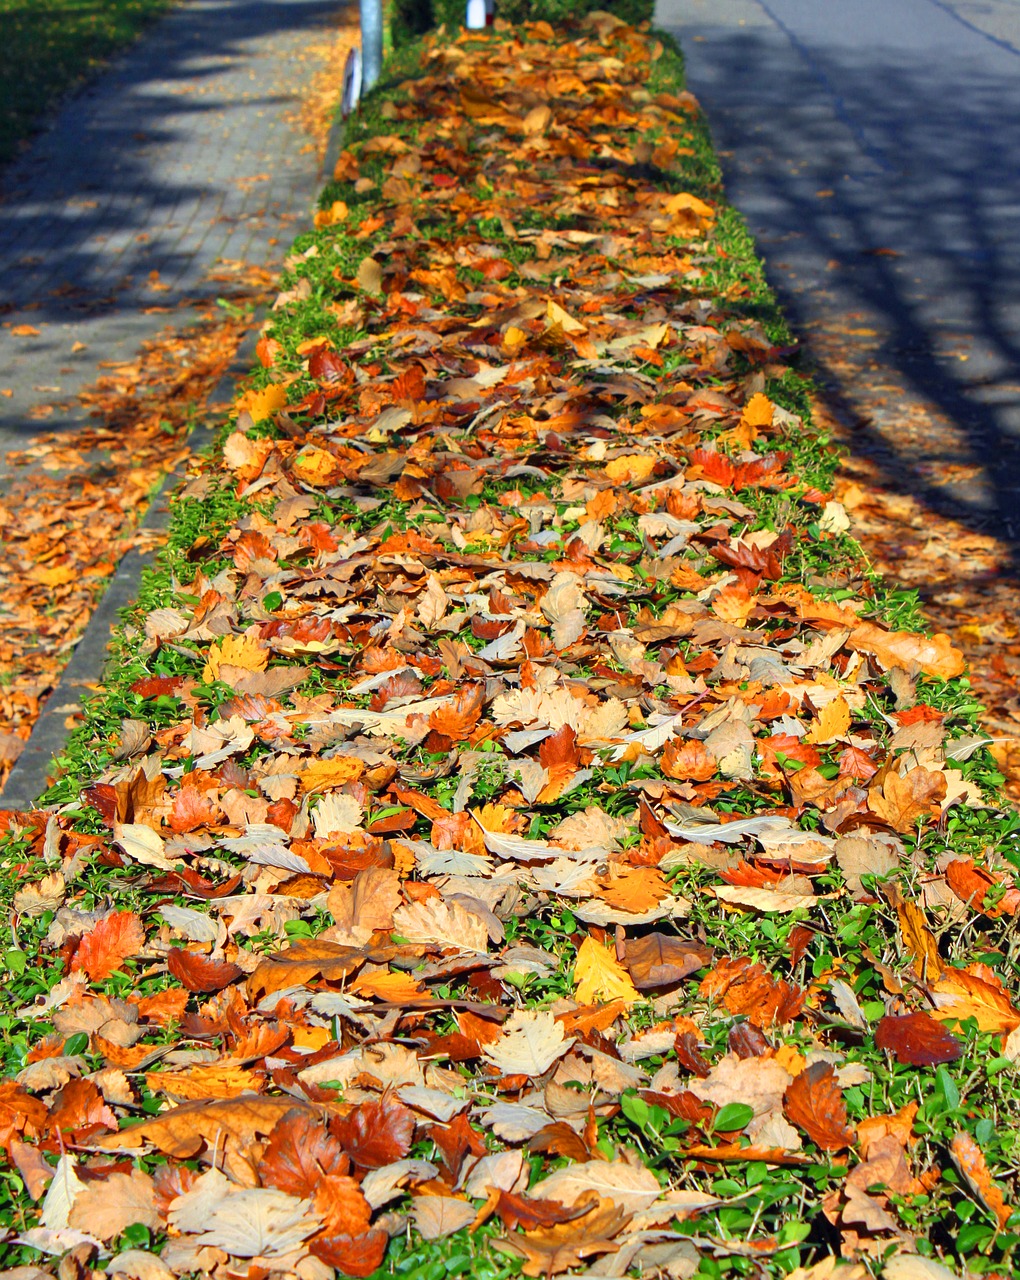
[0,0,339,454]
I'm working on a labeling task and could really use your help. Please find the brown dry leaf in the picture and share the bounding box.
[98,1096,325,1157]
[869,766,947,832]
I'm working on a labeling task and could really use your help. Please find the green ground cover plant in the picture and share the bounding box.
[0,0,172,164]
[0,13,1017,1280]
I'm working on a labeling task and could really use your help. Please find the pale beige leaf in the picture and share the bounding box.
[412,1197,476,1240]
[531,1160,661,1211]
[392,897,488,953]
[68,1170,158,1242]
[482,1010,574,1077]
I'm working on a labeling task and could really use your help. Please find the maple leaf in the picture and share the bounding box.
[331,1095,416,1169]
[483,1010,574,1078]
[70,911,145,981]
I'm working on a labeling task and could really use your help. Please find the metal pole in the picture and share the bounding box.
[360,0,383,92]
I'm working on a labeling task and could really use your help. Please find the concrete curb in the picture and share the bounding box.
[1,323,262,810]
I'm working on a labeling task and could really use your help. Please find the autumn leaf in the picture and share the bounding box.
[783,1063,855,1151]
[71,911,145,981]
[950,1131,1012,1228]
[850,621,965,680]
[483,1011,574,1078]
[331,1095,416,1169]
[873,1013,963,1066]
[166,948,244,994]
[868,766,947,832]
[572,937,640,1007]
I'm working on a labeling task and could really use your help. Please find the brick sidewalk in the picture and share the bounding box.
[0,0,340,454]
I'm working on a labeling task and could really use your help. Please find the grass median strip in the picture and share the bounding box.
[0,14,1018,1280]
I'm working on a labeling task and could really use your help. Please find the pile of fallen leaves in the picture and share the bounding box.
[0,14,1018,1280]
[0,291,268,791]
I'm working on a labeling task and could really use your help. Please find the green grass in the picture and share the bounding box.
[0,0,173,164]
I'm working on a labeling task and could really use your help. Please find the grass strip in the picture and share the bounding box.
[0,0,174,165]
[0,14,1018,1280]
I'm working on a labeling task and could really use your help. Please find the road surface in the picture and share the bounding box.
[655,0,1020,553]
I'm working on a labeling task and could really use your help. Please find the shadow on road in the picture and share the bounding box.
[676,23,1020,562]
[0,0,338,315]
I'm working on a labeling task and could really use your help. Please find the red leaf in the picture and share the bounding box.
[260,1109,349,1197]
[130,675,183,699]
[70,911,145,981]
[311,1228,389,1277]
[166,949,244,994]
[874,1012,963,1066]
[783,1063,855,1151]
[427,1111,486,1179]
[331,1095,415,1169]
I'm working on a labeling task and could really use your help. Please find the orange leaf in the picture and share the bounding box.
[428,684,484,740]
[951,1132,1012,1228]
[71,911,145,981]
[783,1063,855,1151]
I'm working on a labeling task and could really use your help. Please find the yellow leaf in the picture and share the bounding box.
[146,1063,261,1100]
[502,325,527,354]
[604,454,657,485]
[805,695,851,745]
[203,633,269,683]
[350,971,426,1001]
[239,382,288,424]
[573,936,640,1008]
[665,192,714,221]
[741,392,775,429]
[545,300,587,335]
[292,445,341,488]
[314,200,349,228]
[30,565,75,587]
[299,756,366,793]
[896,899,942,980]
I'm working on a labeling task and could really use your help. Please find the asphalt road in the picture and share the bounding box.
[655,0,1020,552]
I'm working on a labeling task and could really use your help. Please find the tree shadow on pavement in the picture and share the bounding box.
[671,23,1020,565]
